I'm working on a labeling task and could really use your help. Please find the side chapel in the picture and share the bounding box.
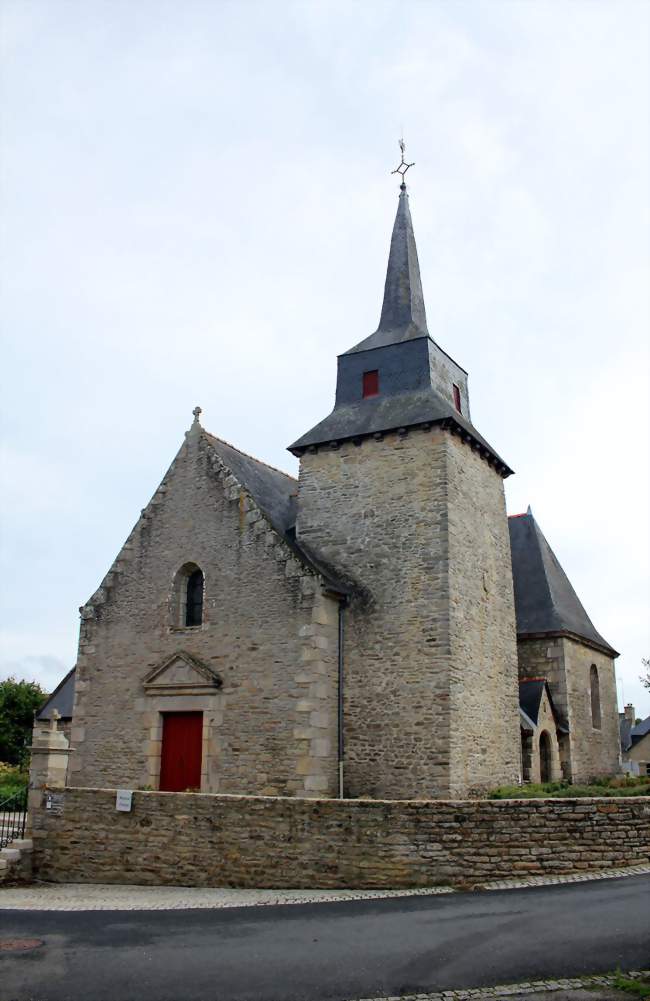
[39,171,621,800]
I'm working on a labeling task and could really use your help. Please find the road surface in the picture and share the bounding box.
[1,875,648,1001]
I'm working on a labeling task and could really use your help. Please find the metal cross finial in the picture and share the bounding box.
[391,138,415,188]
[192,405,202,423]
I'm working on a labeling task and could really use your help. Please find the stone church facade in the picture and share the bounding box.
[46,182,620,800]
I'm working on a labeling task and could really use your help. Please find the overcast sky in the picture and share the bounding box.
[1,0,648,717]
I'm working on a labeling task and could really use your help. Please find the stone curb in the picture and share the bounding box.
[0,863,648,911]
[346,969,650,1001]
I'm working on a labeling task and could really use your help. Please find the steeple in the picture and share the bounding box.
[347,185,428,354]
[289,155,512,478]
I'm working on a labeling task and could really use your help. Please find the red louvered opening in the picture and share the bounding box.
[452,384,461,413]
[362,370,379,398]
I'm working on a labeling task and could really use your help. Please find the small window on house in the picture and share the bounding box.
[185,569,204,626]
[362,370,379,398]
[590,664,601,730]
[452,384,462,413]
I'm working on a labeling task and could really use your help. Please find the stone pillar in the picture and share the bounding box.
[27,711,72,819]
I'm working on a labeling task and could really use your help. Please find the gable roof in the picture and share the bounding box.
[630,716,650,744]
[202,431,350,596]
[204,432,298,537]
[508,510,617,657]
[36,666,75,721]
[519,677,568,732]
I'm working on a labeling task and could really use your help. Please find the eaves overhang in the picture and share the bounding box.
[289,397,513,479]
[516,629,619,660]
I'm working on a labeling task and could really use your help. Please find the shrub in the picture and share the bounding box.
[489,776,650,799]
[0,760,28,801]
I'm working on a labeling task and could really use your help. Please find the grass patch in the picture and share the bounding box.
[489,775,650,799]
[611,971,650,998]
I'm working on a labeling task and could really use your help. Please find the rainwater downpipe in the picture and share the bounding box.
[337,597,347,799]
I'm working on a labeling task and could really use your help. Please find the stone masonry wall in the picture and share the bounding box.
[70,426,340,798]
[31,787,650,889]
[517,638,620,782]
[446,433,520,796]
[296,425,520,799]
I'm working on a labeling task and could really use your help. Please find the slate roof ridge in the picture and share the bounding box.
[202,431,298,486]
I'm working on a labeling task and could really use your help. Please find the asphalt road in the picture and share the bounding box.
[1,876,649,1001]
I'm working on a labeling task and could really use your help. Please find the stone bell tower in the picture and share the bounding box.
[290,172,521,799]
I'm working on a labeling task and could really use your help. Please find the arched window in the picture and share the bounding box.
[171,563,204,628]
[185,569,204,626]
[590,664,601,729]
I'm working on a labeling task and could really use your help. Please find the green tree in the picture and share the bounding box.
[0,677,48,766]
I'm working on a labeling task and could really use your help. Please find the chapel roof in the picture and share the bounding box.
[519,677,568,733]
[508,509,618,658]
[36,666,76,721]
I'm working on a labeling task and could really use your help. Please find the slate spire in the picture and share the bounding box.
[377,184,428,335]
[346,185,428,354]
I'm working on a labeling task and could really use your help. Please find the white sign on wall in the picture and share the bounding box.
[115,789,133,812]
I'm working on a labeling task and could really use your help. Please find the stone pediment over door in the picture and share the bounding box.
[143,651,223,696]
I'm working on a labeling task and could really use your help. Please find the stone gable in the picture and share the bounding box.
[69,427,340,798]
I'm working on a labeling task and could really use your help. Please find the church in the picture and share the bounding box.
[41,172,621,801]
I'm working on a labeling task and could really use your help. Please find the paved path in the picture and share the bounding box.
[0,874,648,1001]
[2,864,648,911]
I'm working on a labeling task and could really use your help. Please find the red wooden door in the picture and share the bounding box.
[159,712,203,792]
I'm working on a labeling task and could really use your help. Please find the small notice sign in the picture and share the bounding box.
[115,789,133,812]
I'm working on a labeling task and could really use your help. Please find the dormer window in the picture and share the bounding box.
[452,384,461,413]
[362,370,379,399]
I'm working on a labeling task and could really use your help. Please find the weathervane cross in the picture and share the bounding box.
[391,138,415,187]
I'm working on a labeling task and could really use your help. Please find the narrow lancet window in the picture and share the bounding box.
[590,665,601,729]
[185,569,204,626]
[453,384,461,413]
[362,370,379,398]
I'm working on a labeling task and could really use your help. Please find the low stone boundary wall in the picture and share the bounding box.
[31,788,650,888]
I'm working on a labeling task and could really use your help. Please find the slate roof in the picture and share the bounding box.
[203,432,350,595]
[620,716,633,753]
[630,716,650,744]
[36,666,75,721]
[204,433,298,538]
[345,185,429,354]
[289,185,512,477]
[289,384,512,475]
[508,510,617,657]
[519,678,568,732]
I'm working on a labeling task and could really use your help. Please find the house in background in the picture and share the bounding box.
[620,704,650,776]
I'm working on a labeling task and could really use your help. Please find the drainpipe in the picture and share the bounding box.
[337,597,347,799]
